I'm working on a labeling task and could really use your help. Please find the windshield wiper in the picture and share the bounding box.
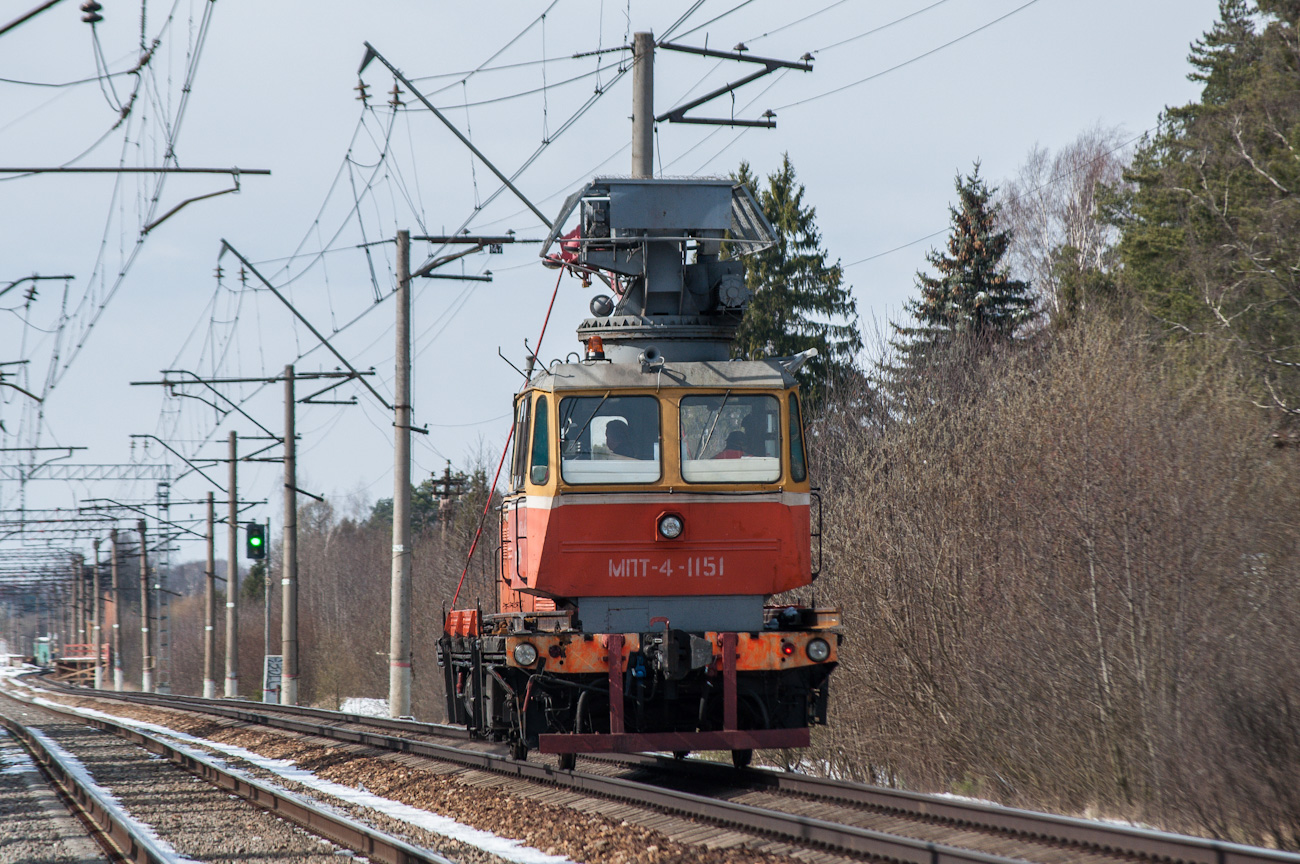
[563,392,611,454]
[698,389,732,456]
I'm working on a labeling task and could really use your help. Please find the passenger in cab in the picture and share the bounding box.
[715,431,748,459]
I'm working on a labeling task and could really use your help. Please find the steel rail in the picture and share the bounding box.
[14,680,1061,864]
[35,680,471,739]
[604,754,1300,864]
[3,695,455,864]
[28,690,1016,864]
[1,715,179,863]
[31,677,1300,864]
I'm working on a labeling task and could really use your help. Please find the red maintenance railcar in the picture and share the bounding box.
[437,177,839,769]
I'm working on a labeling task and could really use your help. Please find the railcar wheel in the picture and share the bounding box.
[558,752,576,771]
[731,748,753,769]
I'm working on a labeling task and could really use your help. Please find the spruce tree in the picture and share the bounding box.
[733,155,862,406]
[1187,0,1261,105]
[1116,1,1300,411]
[888,163,1035,373]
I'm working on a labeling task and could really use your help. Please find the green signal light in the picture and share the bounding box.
[245,522,267,559]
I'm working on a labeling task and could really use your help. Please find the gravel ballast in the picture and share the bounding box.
[0,724,106,864]
[0,692,359,864]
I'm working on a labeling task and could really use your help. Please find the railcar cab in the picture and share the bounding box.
[498,357,815,619]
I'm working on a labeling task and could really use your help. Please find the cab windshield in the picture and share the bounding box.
[559,395,661,484]
[679,394,781,483]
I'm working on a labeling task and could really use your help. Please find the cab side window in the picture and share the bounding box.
[789,393,808,482]
[529,396,550,484]
[509,393,532,490]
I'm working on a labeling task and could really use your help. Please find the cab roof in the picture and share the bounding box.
[529,359,797,392]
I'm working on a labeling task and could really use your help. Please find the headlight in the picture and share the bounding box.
[658,514,684,539]
[806,638,831,663]
[513,643,539,666]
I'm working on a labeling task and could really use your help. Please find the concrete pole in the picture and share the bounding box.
[80,556,88,643]
[61,582,68,652]
[631,31,654,178]
[281,364,298,705]
[72,555,83,645]
[138,519,152,693]
[79,556,87,644]
[204,491,216,698]
[389,229,412,719]
[111,528,123,691]
[226,430,240,697]
[92,540,102,689]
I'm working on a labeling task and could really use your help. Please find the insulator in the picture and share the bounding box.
[354,80,370,104]
[82,11,103,22]
[388,83,404,107]
[80,0,102,22]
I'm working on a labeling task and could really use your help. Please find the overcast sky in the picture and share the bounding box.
[0,0,1220,564]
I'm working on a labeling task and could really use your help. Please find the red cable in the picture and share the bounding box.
[448,265,566,613]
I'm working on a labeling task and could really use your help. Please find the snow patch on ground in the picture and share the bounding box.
[935,791,1005,807]
[26,726,203,864]
[339,697,389,717]
[0,728,36,775]
[24,695,571,864]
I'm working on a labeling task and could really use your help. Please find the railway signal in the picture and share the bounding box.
[245,522,265,559]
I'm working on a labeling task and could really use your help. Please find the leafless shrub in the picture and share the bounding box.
[809,315,1300,846]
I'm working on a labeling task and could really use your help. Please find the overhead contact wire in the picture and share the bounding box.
[779,0,1046,109]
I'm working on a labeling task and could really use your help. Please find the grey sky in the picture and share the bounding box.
[1,0,1219,562]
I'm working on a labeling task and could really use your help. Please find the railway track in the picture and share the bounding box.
[20,673,1300,864]
[0,719,113,863]
[0,687,460,864]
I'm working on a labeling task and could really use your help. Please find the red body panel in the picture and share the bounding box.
[502,494,810,598]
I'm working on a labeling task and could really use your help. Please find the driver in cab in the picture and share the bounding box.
[604,419,636,459]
